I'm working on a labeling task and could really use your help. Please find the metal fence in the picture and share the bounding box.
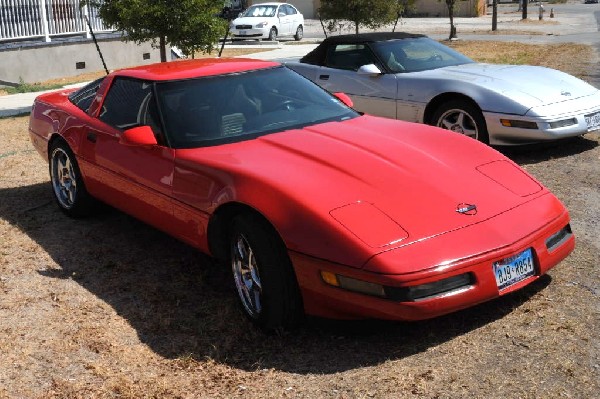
[0,0,111,42]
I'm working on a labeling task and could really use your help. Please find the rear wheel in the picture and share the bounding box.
[49,139,96,217]
[431,100,489,144]
[294,25,303,41]
[229,213,303,330]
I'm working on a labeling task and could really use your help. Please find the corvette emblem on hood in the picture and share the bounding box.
[456,203,478,215]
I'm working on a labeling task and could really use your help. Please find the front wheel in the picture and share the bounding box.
[49,139,96,217]
[294,25,303,41]
[229,213,303,330]
[266,27,277,41]
[431,100,489,144]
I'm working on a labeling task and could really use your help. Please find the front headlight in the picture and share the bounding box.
[255,21,268,28]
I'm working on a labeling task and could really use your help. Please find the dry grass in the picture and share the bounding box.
[446,41,597,81]
[0,43,599,398]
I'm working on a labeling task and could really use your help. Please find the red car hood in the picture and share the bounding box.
[179,116,546,267]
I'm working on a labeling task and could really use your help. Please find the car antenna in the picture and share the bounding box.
[84,14,109,75]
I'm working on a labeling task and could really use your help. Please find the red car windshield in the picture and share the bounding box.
[155,66,358,148]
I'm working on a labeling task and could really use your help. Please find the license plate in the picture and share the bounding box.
[493,248,535,291]
[239,30,246,35]
[585,111,600,132]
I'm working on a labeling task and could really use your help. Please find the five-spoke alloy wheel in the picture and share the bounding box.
[432,100,489,144]
[229,214,303,330]
[49,140,95,217]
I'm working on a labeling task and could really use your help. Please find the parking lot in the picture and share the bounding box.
[1,113,599,398]
[1,3,599,397]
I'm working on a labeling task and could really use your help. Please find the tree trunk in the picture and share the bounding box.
[159,35,167,62]
[492,0,498,31]
[448,9,456,39]
[522,0,528,20]
[354,20,359,34]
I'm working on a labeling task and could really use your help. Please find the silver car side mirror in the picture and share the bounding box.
[357,64,382,76]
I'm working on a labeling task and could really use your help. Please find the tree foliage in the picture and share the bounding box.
[318,0,406,34]
[85,0,226,62]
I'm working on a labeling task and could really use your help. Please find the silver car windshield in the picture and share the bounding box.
[241,5,277,17]
[155,66,358,149]
[371,37,474,73]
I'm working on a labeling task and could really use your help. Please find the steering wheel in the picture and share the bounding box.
[277,100,297,111]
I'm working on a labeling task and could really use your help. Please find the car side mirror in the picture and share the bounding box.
[120,125,158,146]
[333,92,354,108]
[357,64,382,76]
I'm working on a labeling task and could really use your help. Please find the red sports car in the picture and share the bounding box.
[29,59,574,330]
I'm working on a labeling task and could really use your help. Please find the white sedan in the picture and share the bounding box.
[287,33,600,145]
[229,2,304,41]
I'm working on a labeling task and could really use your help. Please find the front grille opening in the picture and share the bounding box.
[385,273,474,302]
[546,224,573,252]
[549,118,577,129]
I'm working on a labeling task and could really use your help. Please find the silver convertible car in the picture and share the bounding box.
[286,33,600,145]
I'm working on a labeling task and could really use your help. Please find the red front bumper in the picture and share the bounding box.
[290,197,574,321]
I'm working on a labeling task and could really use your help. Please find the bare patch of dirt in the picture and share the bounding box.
[1,47,599,398]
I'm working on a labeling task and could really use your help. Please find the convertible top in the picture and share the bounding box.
[301,32,426,65]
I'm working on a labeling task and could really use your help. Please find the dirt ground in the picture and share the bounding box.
[1,47,599,398]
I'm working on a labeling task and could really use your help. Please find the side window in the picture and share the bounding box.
[285,5,296,15]
[98,78,152,130]
[325,44,376,71]
[277,5,287,16]
[68,77,104,113]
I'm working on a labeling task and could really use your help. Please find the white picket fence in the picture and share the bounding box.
[0,0,111,42]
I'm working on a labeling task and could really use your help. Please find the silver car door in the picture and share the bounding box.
[394,73,424,123]
[314,43,398,119]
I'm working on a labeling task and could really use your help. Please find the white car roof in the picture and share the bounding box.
[248,2,292,6]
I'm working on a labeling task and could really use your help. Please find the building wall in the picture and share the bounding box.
[413,0,486,18]
[247,0,486,19]
[0,38,161,84]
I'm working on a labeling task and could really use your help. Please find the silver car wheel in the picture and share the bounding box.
[294,25,303,41]
[231,233,263,318]
[437,108,479,140]
[50,147,77,209]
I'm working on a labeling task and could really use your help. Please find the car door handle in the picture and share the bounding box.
[86,132,97,143]
[319,75,329,81]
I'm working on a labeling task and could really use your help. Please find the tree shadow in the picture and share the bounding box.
[495,135,598,166]
[1,182,551,374]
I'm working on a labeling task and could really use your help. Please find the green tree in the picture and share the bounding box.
[85,0,226,62]
[318,0,403,35]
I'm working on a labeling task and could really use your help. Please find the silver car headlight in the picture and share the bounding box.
[255,21,268,28]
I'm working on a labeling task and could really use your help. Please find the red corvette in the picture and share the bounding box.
[29,59,574,329]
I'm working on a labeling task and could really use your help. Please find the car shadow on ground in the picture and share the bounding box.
[1,182,551,374]
[496,135,598,165]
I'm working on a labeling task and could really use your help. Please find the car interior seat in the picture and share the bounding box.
[220,84,262,136]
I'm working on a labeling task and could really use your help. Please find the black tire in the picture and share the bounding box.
[229,213,303,330]
[431,99,489,144]
[48,139,96,217]
[266,27,277,41]
[294,25,303,41]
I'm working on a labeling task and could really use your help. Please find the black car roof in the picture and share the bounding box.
[300,32,426,65]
